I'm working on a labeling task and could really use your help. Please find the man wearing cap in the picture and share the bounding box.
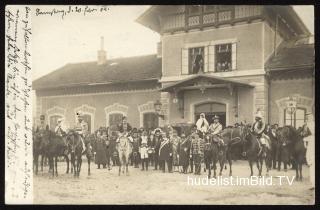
[131,128,140,168]
[36,115,49,133]
[157,130,172,173]
[196,113,209,138]
[152,128,162,170]
[188,125,197,173]
[179,132,191,174]
[251,111,270,158]
[190,129,205,175]
[55,118,66,137]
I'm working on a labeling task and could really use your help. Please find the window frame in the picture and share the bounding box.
[284,107,306,128]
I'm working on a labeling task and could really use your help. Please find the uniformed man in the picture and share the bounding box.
[116,116,133,142]
[74,111,87,151]
[251,111,269,157]
[152,128,162,170]
[156,130,172,173]
[190,129,205,175]
[209,115,223,134]
[55,118,66,137]
[36,115,49,133]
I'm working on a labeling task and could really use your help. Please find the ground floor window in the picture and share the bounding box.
[284,107,306,128]
[143,112,158,131]
[82,114,92,133]
[109,113,123,128]
[49,115,62,131]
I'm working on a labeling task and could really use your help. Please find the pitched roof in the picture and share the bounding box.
[265,41,314,71]
[33,54,162,90]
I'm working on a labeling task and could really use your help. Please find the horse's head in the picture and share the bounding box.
[277,126,292,146]
[66,130,81,153]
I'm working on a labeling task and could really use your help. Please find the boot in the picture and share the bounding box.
[146,159,148,171]
[141,159,145,171]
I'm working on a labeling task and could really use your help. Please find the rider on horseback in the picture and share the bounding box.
[196,113,209,138]
[74,111,87,152]
[251,110,269,157]
[36,114,49,133]
[116,116,133,143]
[208,115,223,145]
[55,118,66,137]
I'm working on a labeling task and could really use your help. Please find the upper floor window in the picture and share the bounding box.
[181,41,237,75]
[189,47,204,74]
[216,43,232,72]
[188,5,201,15]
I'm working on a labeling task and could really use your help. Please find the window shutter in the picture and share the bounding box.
[204,46,208,73]
[181,48,189,75]
[208,45,215,72]
[232,42,237,70]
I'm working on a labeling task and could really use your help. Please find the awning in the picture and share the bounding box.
[160,74,254,94]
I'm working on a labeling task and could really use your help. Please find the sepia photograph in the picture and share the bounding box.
[5,5,315,205]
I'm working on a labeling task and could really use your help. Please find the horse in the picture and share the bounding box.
[203,133,220,179]
[278,126,306,181]
[66,130,83,177]
[117,135,132,176]
[46,130,70,177]
[216,126,246,176]
[242,125,270,176]
[83,133,95,176]
[33,130,47,175]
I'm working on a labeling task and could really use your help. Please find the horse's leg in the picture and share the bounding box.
[65,154,69,174]
[41,155,44,172]
[299,162,303,181]
[219,158,224,176]
[87,155,91,176]
[256,160,261,177]
[71,154,76,177]
[126,162,129,176]
[78,156,82,177]
[55,156,58,177]
[227,151,232,176]
[249,160,253,177]
[295,160,299,181]
[35,154,39,175]
[212,159,217,179]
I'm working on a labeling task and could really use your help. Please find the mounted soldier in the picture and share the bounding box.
[251,110,270,157]
[36,114,49,133]
[55,118,66,137]
[208,115,223,144]
[74,111,87,152]
[116,116,133,142]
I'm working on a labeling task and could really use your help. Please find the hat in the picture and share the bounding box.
[200,113,205,117]
[254,111,263,119]
[132,128,138,133]
[76,111,83,118]
[154,128,162,133]
[57,118,63,122]
[212,115,220,120]
[40,115,45,120]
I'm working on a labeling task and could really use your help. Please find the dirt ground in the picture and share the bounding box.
[33,160,314,204]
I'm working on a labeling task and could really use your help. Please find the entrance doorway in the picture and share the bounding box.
[194,102,226,128]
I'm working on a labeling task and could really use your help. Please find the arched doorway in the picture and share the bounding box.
[194,102,226,127]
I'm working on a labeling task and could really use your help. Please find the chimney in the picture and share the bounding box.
[97,36,107,65]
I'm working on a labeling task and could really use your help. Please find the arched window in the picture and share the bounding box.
[49,115,63,131]
[284,107,306,128]
[82,114,92,133]
[109,113,123,128]
[143,112,159,130]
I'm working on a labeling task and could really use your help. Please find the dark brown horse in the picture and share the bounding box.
[242,125,269,176]
[218,126,246,176]
[33,130,49,175]
[84,133,95,176]
[66,130,83,177]
[277,126,306,181]
[46,131,70,177]
[203,133,222,178]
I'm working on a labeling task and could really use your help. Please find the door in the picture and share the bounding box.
[194,102,226,128]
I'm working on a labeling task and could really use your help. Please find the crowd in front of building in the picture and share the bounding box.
[34,108,314,177]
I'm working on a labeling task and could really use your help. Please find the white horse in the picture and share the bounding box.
[117,135,132,176]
